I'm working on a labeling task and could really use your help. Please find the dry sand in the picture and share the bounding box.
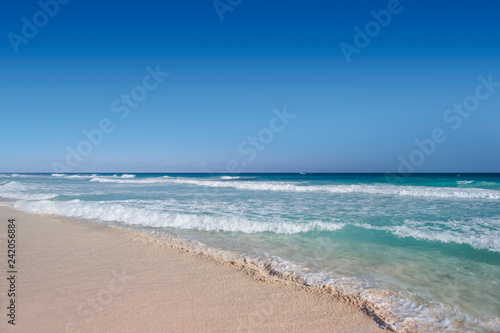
[0,205,386,333]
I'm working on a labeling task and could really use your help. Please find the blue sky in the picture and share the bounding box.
[1,0,499,172]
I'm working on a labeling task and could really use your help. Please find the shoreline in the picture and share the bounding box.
[0,205,389,333]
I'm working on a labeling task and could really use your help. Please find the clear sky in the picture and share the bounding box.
[1,0,499,173]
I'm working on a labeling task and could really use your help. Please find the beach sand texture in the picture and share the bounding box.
[0,206,385,333]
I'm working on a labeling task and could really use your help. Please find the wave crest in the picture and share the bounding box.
[167,179,500,200]
[0,181,58,200]
[11,199,345,234]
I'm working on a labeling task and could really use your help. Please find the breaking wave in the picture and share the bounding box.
[10,199,345,234]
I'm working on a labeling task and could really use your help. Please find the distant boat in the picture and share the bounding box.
[299,172,307,175]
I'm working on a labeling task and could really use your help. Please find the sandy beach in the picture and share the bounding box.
[0,205,385,333]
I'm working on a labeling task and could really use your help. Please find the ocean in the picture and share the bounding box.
[1,173,499,332]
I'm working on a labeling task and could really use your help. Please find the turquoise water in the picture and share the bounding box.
[1,173,499,332]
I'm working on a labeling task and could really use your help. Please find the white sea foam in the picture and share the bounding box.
[392,225,500,252]
[2,174,41,178]
[89,176,166,184]
[67,174,97,179]
[11,199,345,234]
[84,175,500,199]
[353,219,500,252]
[0,181,58,200]
[167,179,500,200]
[456,180,500,188]
[120,174,136,178]
[457,180,474,185]
[52,174,97,179]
